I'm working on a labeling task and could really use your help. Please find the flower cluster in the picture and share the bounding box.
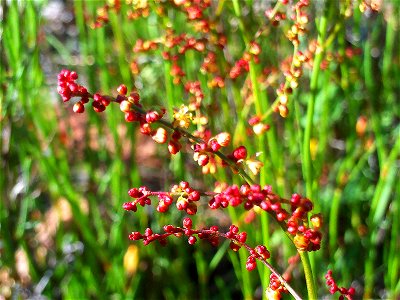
[208,184,322,251]
[57,70,265,179]
[248,115,270,136]
[229,58,250,79]
[128,218,270,265]
[92,0,153,27]
[325,270,355,300]
[123,181,201,215]
[57,69,111,113]
[57,70,88,103]
[123,178,322,253]
[126,212,300,298]
[265,273,288,299]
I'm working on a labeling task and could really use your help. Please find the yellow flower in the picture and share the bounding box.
[245,158,264,175]
[173,105,193,129]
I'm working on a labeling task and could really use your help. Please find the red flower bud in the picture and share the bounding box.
[152,127,168,144]
[233,146,247,160]
[117,84,128,95]
[73,101,85,113]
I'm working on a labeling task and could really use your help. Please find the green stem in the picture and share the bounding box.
[301,6,331,299]
[364,135,400,297]
[303,15,328,200]
[299,251,317,300]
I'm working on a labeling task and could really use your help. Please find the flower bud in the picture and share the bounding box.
[294,234,309,251]
[152,127,168,144]
[92,101,106,113]
[310,213,322,229]
[197,154,209,166]
[120,100,132,113]
[168,140,181,154]
[215,132,231,147]
[253,123,269,135]
[117,84,128,95]
[73,101,85,113]
[233,146,247,160]
[278,104,289,118]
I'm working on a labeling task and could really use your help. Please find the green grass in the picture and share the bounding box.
[1,1,399,299]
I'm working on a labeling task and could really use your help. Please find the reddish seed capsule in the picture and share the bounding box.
[229,241,241,252]
[291,193,301,206]
[68,83,78,93]
[140,123,152,135]
[93,93,102,102]
[188,236,197,245]
[125,111,137,122]
[302,199,313,212]
[179,181,190,189]
[287,226,297,235]
[79,86,88,94]
[229,225,239,234]
[233,146,247,160]
[117,84,128,95]
[168,140,181,155]
[244,201,253,210]
[163,225,175,233]
[277,211,288,221]
[144,228,153,237]
[255,245,270,259]
[237,232,247,243]
[157,203,169,213]
[183,217,192,229]
[215,132,231,147]
[248,115,260,126]
[348,287,355,295]
[128,188,142,198]
[246,257,256,271]
[101,97,110,107]
[197,154,209,166]
[176,198,188,210]
[122,202,137,211]
[163,195,173,205]
[73,101,85,113]
[185,202,198,215]
[208,139,221,152]
[210,226,219,231]
[92,101,105,112]
[120,100,132,113]
[129,232,142,240]
[129,92,140,104]
[146,110,161,123]
[188,190,200,201]
[69,71,78,80]
[152,127,168,144]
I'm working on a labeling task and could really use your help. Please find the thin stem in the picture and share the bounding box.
[299,251,317,300]
[301,6,331,299]
[239,242,302,300]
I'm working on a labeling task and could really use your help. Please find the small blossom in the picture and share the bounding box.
[245,158,264,175]
[173,105,193,129]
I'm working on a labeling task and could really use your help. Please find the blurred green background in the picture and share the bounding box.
[1,0,399,299]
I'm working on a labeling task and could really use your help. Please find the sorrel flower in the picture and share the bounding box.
[56,68,333,299]
[325,270,356,300]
